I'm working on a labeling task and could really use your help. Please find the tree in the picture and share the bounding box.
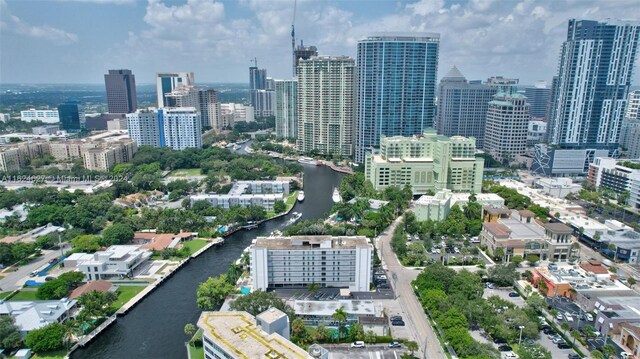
[487,264,518,287]
[591,350,604,359]
[561,322,571,332]
[58,271,85,287]
[0,317,22,351]
[493,247,505,262]
[71,235,102,252]
[25,323,65,353]
[511,255,524,266]
[525,292,547,312]
[582,324,597,339]
[273,200,286,214]
[196,275,234,310]
[525,254,540,265]
[348,322,365,341]
[101,223,134,246]
[37,279,70,300]
[77,290,118,321]
[332,307,348,339]
[308,282,320,293]
[184,323,196,336]
[628,277,637,286]
[405,340,419,355]
[603,344,617,359]
[229,291,294,319]
[516,343,552,359]
[364,330,377,344]
[291,318,308,345]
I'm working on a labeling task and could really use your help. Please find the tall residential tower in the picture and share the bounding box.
[274,79,298,139]
[156,72,195,108]
[355,33,440,163]
[297,56,355,158]
[534,19,640,176]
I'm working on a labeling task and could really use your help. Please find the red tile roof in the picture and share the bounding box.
[484,222,512,238]
[69,280,113,299]
[134,232,194,251]
[580,262,609,275]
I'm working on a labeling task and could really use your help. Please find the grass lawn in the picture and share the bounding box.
[111,285,147,310]
[0,291,13,300]
[166,168,202,177]
[188,329,204,359]
[32,350,67,359]
[286,191,298,206]
[182,239,209,253]
[8,290,38,301]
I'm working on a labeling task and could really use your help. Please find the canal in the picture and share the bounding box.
[72,164,344,359]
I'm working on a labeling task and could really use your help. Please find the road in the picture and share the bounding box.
[0,247,66,292]
[377,217,447,359]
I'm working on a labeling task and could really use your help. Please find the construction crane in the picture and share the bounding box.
[291,0,297,76]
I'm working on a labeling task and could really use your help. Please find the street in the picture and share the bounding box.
[377,217,446,359]
[0,247,65,291]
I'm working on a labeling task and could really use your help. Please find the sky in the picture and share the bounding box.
[0,0,639,85]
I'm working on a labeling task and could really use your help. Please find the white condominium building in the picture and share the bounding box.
[274,79,298,138]
[297,56,355,157]
[483,92,529,163]
[127,108,202,150]
[20,109,59,123]
[250,236,372,292]
[156,72,195,108]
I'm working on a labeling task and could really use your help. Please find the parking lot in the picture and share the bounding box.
[482,288,526,307]
[538,326,578,358]
[546,297,595,331]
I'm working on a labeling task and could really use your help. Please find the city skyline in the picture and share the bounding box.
[1,0,639,85]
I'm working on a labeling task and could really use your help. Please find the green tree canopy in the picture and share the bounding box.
[0,317,22,351]
[101,223,134,246]
[196,275,234,310]
[25,323,65,353]
[36,279,70,300]
[228,291,295,319]
[71,235,102,252]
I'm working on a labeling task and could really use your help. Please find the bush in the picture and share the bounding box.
[25,323,65,352]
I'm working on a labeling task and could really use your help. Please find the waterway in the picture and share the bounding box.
[72,164,344,359]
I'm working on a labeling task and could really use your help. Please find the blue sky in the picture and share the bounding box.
[1,0,639,85]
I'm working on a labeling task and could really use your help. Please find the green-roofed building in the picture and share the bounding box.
[483,92,530,164]
[364,129,483,195]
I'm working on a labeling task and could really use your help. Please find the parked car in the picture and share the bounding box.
[508,291,519,297]
[48,257,58,264]
[29,270,38,277]
[552,336,565,344]
[351,341,365,348]
[564,313,574,322]
[558,342,572,349]
[44,276,55,281]
[391,320,405,326]
[390,315,403,321]
[498,345,513,352]
[556,313,564,321]
[493,337,507,344]
[620,352,633,359]
[585,313,594,321]
[503,353,519,359]
[567,354,581,359]
[388,342,401,348]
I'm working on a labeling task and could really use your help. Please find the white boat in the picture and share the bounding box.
[298,157,318,166]
[288,212,302,224]
[297,191,305,202]
[332,187,341,203]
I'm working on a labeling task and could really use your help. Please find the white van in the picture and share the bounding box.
[351,341,365,348]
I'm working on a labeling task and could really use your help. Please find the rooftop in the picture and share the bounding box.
[253,236,370,250]
[543,222,573,234]
[0,299,76,332]
[69,281,114,299]
[256,307,287,325]
[198,311,309,359]
[596,296,640,320]
[291,300,381,317]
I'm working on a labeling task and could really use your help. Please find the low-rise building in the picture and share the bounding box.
[365,130,484,195]
[69,280,115,299]
[480,210,573,262]
[20,109,59,123]
[190,180,291,211]
[534,177,582,198]
[0,299,76,334]
[412,190,505,221]
[132,231,195,251]
[614,322,640,358]
[76,245,151,281]
[594,296,640,336]
[229,180,290,195]
[290,300,387,335]
[250,236,372,292]
[32,125,59,135]
[197,310,310,359]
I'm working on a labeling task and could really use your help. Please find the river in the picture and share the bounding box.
[71,164,344,359]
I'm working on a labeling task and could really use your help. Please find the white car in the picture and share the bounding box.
[351,341,365,348]
[556,313,563,321]
[585,313,594,321]
[564,313,574,322]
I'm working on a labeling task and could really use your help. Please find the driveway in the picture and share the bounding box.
[377,217,446,359]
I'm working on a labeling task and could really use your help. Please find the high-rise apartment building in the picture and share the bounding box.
[274,79,298,138]
[524,81,551,120]
[250,235,372,292]
[249,66,267,90]
[355,33,440,163]
[621,91,640,159]
[126,108,201,150]
[436,66,495,148]
[484,93,530,163]
[297,56,355,157]
[164,86,199,108]
[485,76,519,94]
[104,69,137,114]
[293,41,318,75]
[250,90,275,117]
[198,89,221,130]
[365,129,484,194]
[534,19,640,176]
[156,72,195,108]
[625,90,640,121]
[57,99,85,132]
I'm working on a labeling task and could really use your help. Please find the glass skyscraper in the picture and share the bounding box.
[57,99,85,132]
[355,33,439,163]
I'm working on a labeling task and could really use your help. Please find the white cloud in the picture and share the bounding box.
[55,0,135,4]
[0,0,78,44]
[406,0,444,16]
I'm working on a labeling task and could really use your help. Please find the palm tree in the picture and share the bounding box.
[571,242,581,260]
[405,340,419,355]
[332,307,348,339]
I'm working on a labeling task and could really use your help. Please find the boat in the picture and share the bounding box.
[288,212,302,223]
[268,230,283,238]
[242,221,259,230]
[298,157,318,166]
[332,187,341,203]
[297,191,305,202]
[232,144,241,151]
